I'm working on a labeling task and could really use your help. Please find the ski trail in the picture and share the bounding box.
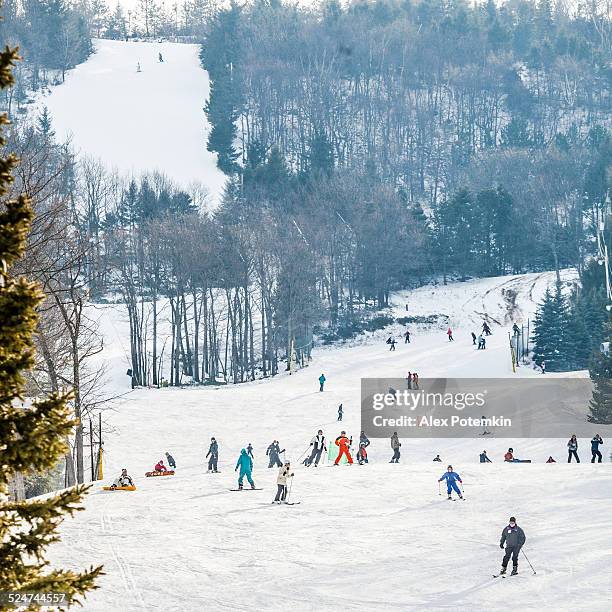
[100,500,147,610]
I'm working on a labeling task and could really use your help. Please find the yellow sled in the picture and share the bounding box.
[103,485,136,491]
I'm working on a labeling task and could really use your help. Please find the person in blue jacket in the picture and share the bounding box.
[235,449,256,490]
[438,465,463,499]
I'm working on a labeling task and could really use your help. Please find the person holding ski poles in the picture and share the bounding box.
[306,430,327,467]
[499,516,526,575]
[235,448,256,489]
[273,461,294,503]
[206,437,219,473]
[438,465,463,500]
[334,431,353,465]
[591,434,603,463]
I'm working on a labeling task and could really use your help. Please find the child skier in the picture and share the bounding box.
[438,465,463,499]
[206,437,219,473]
[165,452,176,469]
[334,431,353,465]
[111,468,134,489]
[357,442,368,465]
[499,516,526,575]
[235,448,256,489]
[273,461,294,503]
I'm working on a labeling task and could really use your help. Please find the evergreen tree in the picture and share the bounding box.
[0,38,102,602]
[588,326,612,424]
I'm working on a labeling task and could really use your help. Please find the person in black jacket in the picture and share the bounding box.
[591,434,603,463]
[165,452,176,469]
[499,516,526,575]
[266,440,284,468]
[206,437,219,473]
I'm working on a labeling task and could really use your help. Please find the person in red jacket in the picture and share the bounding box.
[447,328,454,341]
[334,431,353,465]
[154,460,168,472]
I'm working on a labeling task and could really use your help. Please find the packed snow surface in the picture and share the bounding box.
[38,39,226,205]
[50,270,612,611]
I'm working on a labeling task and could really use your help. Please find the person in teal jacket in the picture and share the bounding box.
[235,448,256,489]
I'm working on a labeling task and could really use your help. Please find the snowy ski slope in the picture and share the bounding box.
[46,270,612,612]
[37,39,227,206]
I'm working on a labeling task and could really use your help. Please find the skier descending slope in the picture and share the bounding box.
[499,516,526,576]
[235,449,256,490]
[438,465,463,500]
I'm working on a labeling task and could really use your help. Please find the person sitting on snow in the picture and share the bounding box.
[433,454,442,462]
[154,460,168,472]
[546,456,556,463]
[111,468,134,488]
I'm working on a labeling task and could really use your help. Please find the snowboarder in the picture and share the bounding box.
[273,461,293,503]
[111,468,134,489]
[404,329,411,344]
[305,430,326,467]
[471,332,477,345]
[480,450,492,463]
[337,403,343,421]
[357,442,368,465]
[206,437,219,473]
[235,448,256,489]
[266,440,284,468]
[390,432,401,463]
[567,435,580,463]
[499,516,526,575]
[165,452,176,469]
[154,460,168,472]
[158,52,164,62]
[591,434,603,463]
[319,373,326,392]
[412,372,419,389]
[438,465,463,499]
[546,456,556,463]
[247,443,254,459]
[406,371,412,389]
[334,431,353,465]
[447,327,454,342]
[433,454,442,462]
[482,321,492,336]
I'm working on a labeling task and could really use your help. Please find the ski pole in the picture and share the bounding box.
[521,549,536,575]
[286,476,294,503]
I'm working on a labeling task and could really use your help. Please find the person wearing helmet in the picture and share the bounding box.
[333,431,353,465]
[499,516,526,575]
[206,437,219,473]
[438,465,463,500]
[273,461,294,503]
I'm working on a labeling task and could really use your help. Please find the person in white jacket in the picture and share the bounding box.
[273,462,294,503]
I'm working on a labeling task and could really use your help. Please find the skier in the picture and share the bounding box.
[266,440,284,468]
[305,430,326,467]
[154,460,168,472]
[165,452,176,469]
[273,461,293,503]
[404,329,411,344]
[480,450,492,463]
[447,327,454,342]
[438,465,463,500]
[319,373,326,392]
[591,434,603,463]
[499,516,526,575]
[471,332,477,345]
[433,454,442,462]
[546,456,556,463]
[234,448,256,489]
[567,435,580,463]
[206,437,219,473]
[334,431,353,465]
[482,321,492,336]
[246,443,254,459]
[406,371,412,389]
[337,403,343,421]
[390,431,401,463]
[158,52,164,62]
[357,442,368,465]
[111,468,134,489]
[412,372,419,389]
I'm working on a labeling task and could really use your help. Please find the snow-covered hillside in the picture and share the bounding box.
[37,39,226,205]
[49,270,612,611]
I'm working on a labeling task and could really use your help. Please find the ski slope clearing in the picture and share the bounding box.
[37,39,226,205]
[49,270,611,611]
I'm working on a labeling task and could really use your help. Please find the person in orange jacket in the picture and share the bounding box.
[334,431,353,465]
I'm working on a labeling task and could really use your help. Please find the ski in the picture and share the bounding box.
[229,488,263,491]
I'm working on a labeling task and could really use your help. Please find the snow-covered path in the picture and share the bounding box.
[49,270,612,611]
[38,39,226,204]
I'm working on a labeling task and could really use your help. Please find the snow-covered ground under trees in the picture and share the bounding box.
[48,270,612,612]
[36,39,227,205]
